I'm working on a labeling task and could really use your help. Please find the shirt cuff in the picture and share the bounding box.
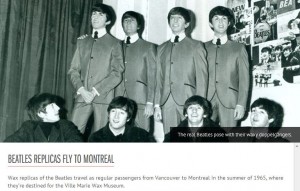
[236,105,244,109]
[146,102,153,105]
[77,87,84,95]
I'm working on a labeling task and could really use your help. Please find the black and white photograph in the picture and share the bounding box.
[1,0,299,191]
[1,0,300,142]
[253,0,278,44]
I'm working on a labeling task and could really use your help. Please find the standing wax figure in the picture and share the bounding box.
[115,11,157,132]
[4,93,83,142]
[68,3,124,135]
[204,6,250,127]
[88,96,154,142]
[154,7,208,134]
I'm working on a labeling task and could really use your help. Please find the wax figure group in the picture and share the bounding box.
[6,4,286,142]
[67,3,250,135]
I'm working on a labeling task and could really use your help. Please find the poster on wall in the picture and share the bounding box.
[227,0,253,45]
[230,7,253,45]
[277,9,300,39]
[253,0,278,44]
[251,38,300,90]
[227,0,300,126]
[277,0,295,14]
[276,8,300,84]
[227,0,248,10]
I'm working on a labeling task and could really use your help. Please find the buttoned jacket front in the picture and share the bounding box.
[155,37,208,106]
[205,40,249,109]
[115,39,157,104]
[69,33,124,104]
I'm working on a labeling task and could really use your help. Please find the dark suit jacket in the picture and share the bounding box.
[115,39,157,104]
[4,120,83,142]
[155,37,208,106]
[205,40,249,109]
[68,33,124,104]
[88,123,153,142]
[164,119,228,142]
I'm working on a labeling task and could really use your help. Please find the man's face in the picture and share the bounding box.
[38,103,60,123]
[250,107,273,127]
[283,49,292,58]
[261,51,270,61]
[109,108,128,130]
[186,104,205,126]
[91,11,108,29]
[169,14,189,35]
[122,17,138,36]
[275,49,281,56]
[210,15,230,36]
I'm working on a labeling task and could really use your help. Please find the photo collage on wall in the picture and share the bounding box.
[228,0,300,89]
[228,0,253,45]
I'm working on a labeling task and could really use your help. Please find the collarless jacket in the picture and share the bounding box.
[68,33,124,104]
[115,39,157,104]
[155,37,208,106]
[205,40,249,109]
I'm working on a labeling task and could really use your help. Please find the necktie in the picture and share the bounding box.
[174,35,179,43]
[94,31,98,39]
[216,38,221,46]
[126,36,131,44]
